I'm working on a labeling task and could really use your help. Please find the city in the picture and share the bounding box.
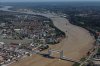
[0,1,100,66]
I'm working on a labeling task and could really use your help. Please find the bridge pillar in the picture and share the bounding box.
[48,49,51,56]
[60,50,63,59]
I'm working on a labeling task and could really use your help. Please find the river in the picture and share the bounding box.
[0,6,95,66]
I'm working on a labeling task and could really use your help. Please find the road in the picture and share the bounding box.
[80,41,99,66]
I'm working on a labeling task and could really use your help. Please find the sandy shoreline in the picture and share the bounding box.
[0,6,95,66]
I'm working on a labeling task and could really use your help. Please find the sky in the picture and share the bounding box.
[0,0,100,2]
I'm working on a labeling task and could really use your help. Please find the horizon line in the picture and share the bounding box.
[1,1,100,3]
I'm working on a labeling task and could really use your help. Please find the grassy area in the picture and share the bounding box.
[80,57,86,62]
[73,62,86,66]
[97,48,100,54]
[73,57,86,66]
[73,62,80,66]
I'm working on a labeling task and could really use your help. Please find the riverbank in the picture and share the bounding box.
[0,6,95,66]
[9,13,95,66]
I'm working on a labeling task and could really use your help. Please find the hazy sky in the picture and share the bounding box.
[0,0,100,2]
